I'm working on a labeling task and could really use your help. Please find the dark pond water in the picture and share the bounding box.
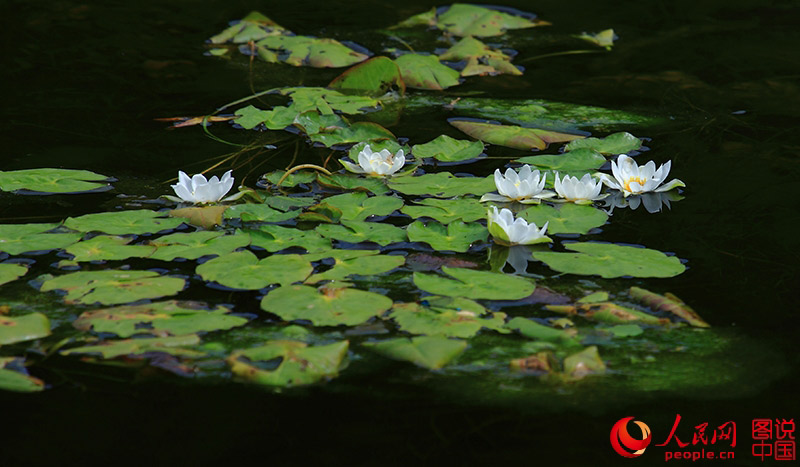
[2,0,798,465]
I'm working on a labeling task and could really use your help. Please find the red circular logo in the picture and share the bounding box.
[610,417,652,458]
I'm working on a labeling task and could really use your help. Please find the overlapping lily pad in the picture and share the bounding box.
[0,263,28,286]
[209,11,286,44]
[61,335,203,359]
[439,37,521,76]
[64,210,184,235]
[401,198,486,224]
[73,300,247,338]
[223,203,300,223]
[532,242,685,278]
[0,357,44,392]
[0,313,51,345]
[450,119,585,150]
[506,316,578,344]
[0,224,81,255]
[247,225,330,253]
[38,270,186,305]
[317,173,391,195]
[564,132,642,155]
[413,266,535,300]
[260,285,393,326]
[329,56,406,96]
[251,35,369,68]
[228,340,349,387]
[149,230,251,261]
[0,168,111,194]
[435,4,545,37]
[388,172,494,198]
[65,235,156,262]
[196,250,311,290]
[515,148,606,172]
[519,204,608,235]
[406,220,487,252]
[316,220,406,246]
[390,300,507,338]
[412,135,484,163]
[394,54,461,90]
[363,335,467,370]
[322,192,403,221]
[294,112,396,147]
[307,255,405,283]
[262,170,316,188]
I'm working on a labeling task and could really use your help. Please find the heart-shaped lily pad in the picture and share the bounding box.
[413,266,535,300]
[264,195,317,212]
[149,230,251,261]
[209,11,286,44]
[505,317,579,344]
[322,192,403,221]
[196,250,312,290]
[73,300,247,338]
[390,300,507,338]
[317,173,390,195]
[316,220,406,246]
[0,263,28,286]
[261,285,393,326]
[401,198,486,224]
[564,132,642,155]
[450,120,585,150]
[228,340,349,387]
[362,335,467,369]
[65,235,157,262]
[64,210,184,235]
[532,242,686,278]
[438,37,521,77]
[0,357,44,392]
[0,168,112,194]
[412,135,484,163]
[0,224,81,255]
[247,225,330,253]
[252,35,369,68]
[394,54,461,90]
[223,204,300,223]
[519,204,608,235]
[306,254,405,284]
[436,4,543,37]
[0,313,51,345]
[515,148,606,173]
[38,270,186,305]
[388,172,494,198]
[262,170,316,188]
[329,56,405,96]
[406,220,487,252]
[61,334,203,359]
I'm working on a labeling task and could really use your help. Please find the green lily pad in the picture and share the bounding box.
[0,223,81,255]
[606,324,644,338]
[301,249,379,262]
[149,230,251,261]
[390,301,507,338]
[515,148,606,172]
[406,220,487,252]
[450,120,585,151]
[506,316,578,344]
[401,198,486,224]
[0,313,51,345]
[316,220,406,246]
[283,87,379,115]
[229,340,349,387]
[65,235,156,262]
[209,11,286,44]
[546,302,668,326]
[264,195,317,212]
[223,203,300,223]
[233,105,273,130]
[628,287,710,328]
[0,263,28,286]
[317,173,391,195]
[394,54,461,90]
[196,250,311,290]
[531,242,686,278]
[307,254,405,284]
[0,357,45,392]
[61,334,203,359]
[253,35,369,68]
[0,168,111,194]
[563,346,606,379]
[436,4,543,37]
[247,225,330,253]
[519,204,608,235]
[413,266,535,300]
[73,300,248,338]
[329,56,405,96]
[322,192,403,221]
[388,172,494,198]
[294,112,396,147]
[262,170,316,188]
[388,7,437,29]
[363,335,467,370]
[261,285,393,326]
[38,270,186,305]
[564,132,642,155]
[412,135,484,163]
[439,37,521,77]
[64,210,184,235]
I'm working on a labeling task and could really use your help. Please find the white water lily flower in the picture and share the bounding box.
[553,172,607,204]
[167,170,239,204]
[481,165,555,204]
[341,145,405,177]
[596,154,685,197]
[487,206,551,246]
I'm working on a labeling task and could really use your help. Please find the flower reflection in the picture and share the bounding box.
[602,190,683,214]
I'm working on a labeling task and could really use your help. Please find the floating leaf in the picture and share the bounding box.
[329,56,405,96]
[223,203,300,223]
[38,270,186,305]
[247,225,330,253]
[0,313,51,345]
[322,192,403,221]
[264,195,317,212]
[390,300,507,338]
[302,249,379,262]
[546,302,668,325]
[394,54,460,90]
[402,198,488,224]
[0,168,111,194]
[606,324,643,338]
[316,220,406,246]
[564,132,642,155]
[262,170,316,188]
[629,287,709,328]
[436,4,544,37]
[363,335,466,369]
[388,7,437,28]
[64,210,184,235]
[519,204,608,235]
[317,173,391,195]
[261,285,392,326]
[532,242,685,278]
[149,231,250,261]
[73,300,247,338]
[169,205,229,229]
[515,148,606,172]
[510,352,554,373]
[0,224,81,255]
[563,346,606,379]
[578,28,617,50]
[61,335,202,359]
[307,255,405,284]
[294,111,396,147]
[0,263,28,286]
[388,172,494,198]
[439,37,521,76]
[229,340,349,387]
[196,250,311,290]
[209,11,286,44]
[506,316,578,344]
[251,36,368,68]
[413,266,534,300]
[406,220,487,252]
[450,119,584,150]
[64,235,156,262]
[283,87,380,115]
[233,105,272,129]
[412,135,484,163]
[0,357,44,392]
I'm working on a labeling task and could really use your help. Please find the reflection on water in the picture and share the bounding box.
[602,190,683,214]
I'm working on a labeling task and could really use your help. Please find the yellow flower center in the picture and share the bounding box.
[624,176,647,192]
